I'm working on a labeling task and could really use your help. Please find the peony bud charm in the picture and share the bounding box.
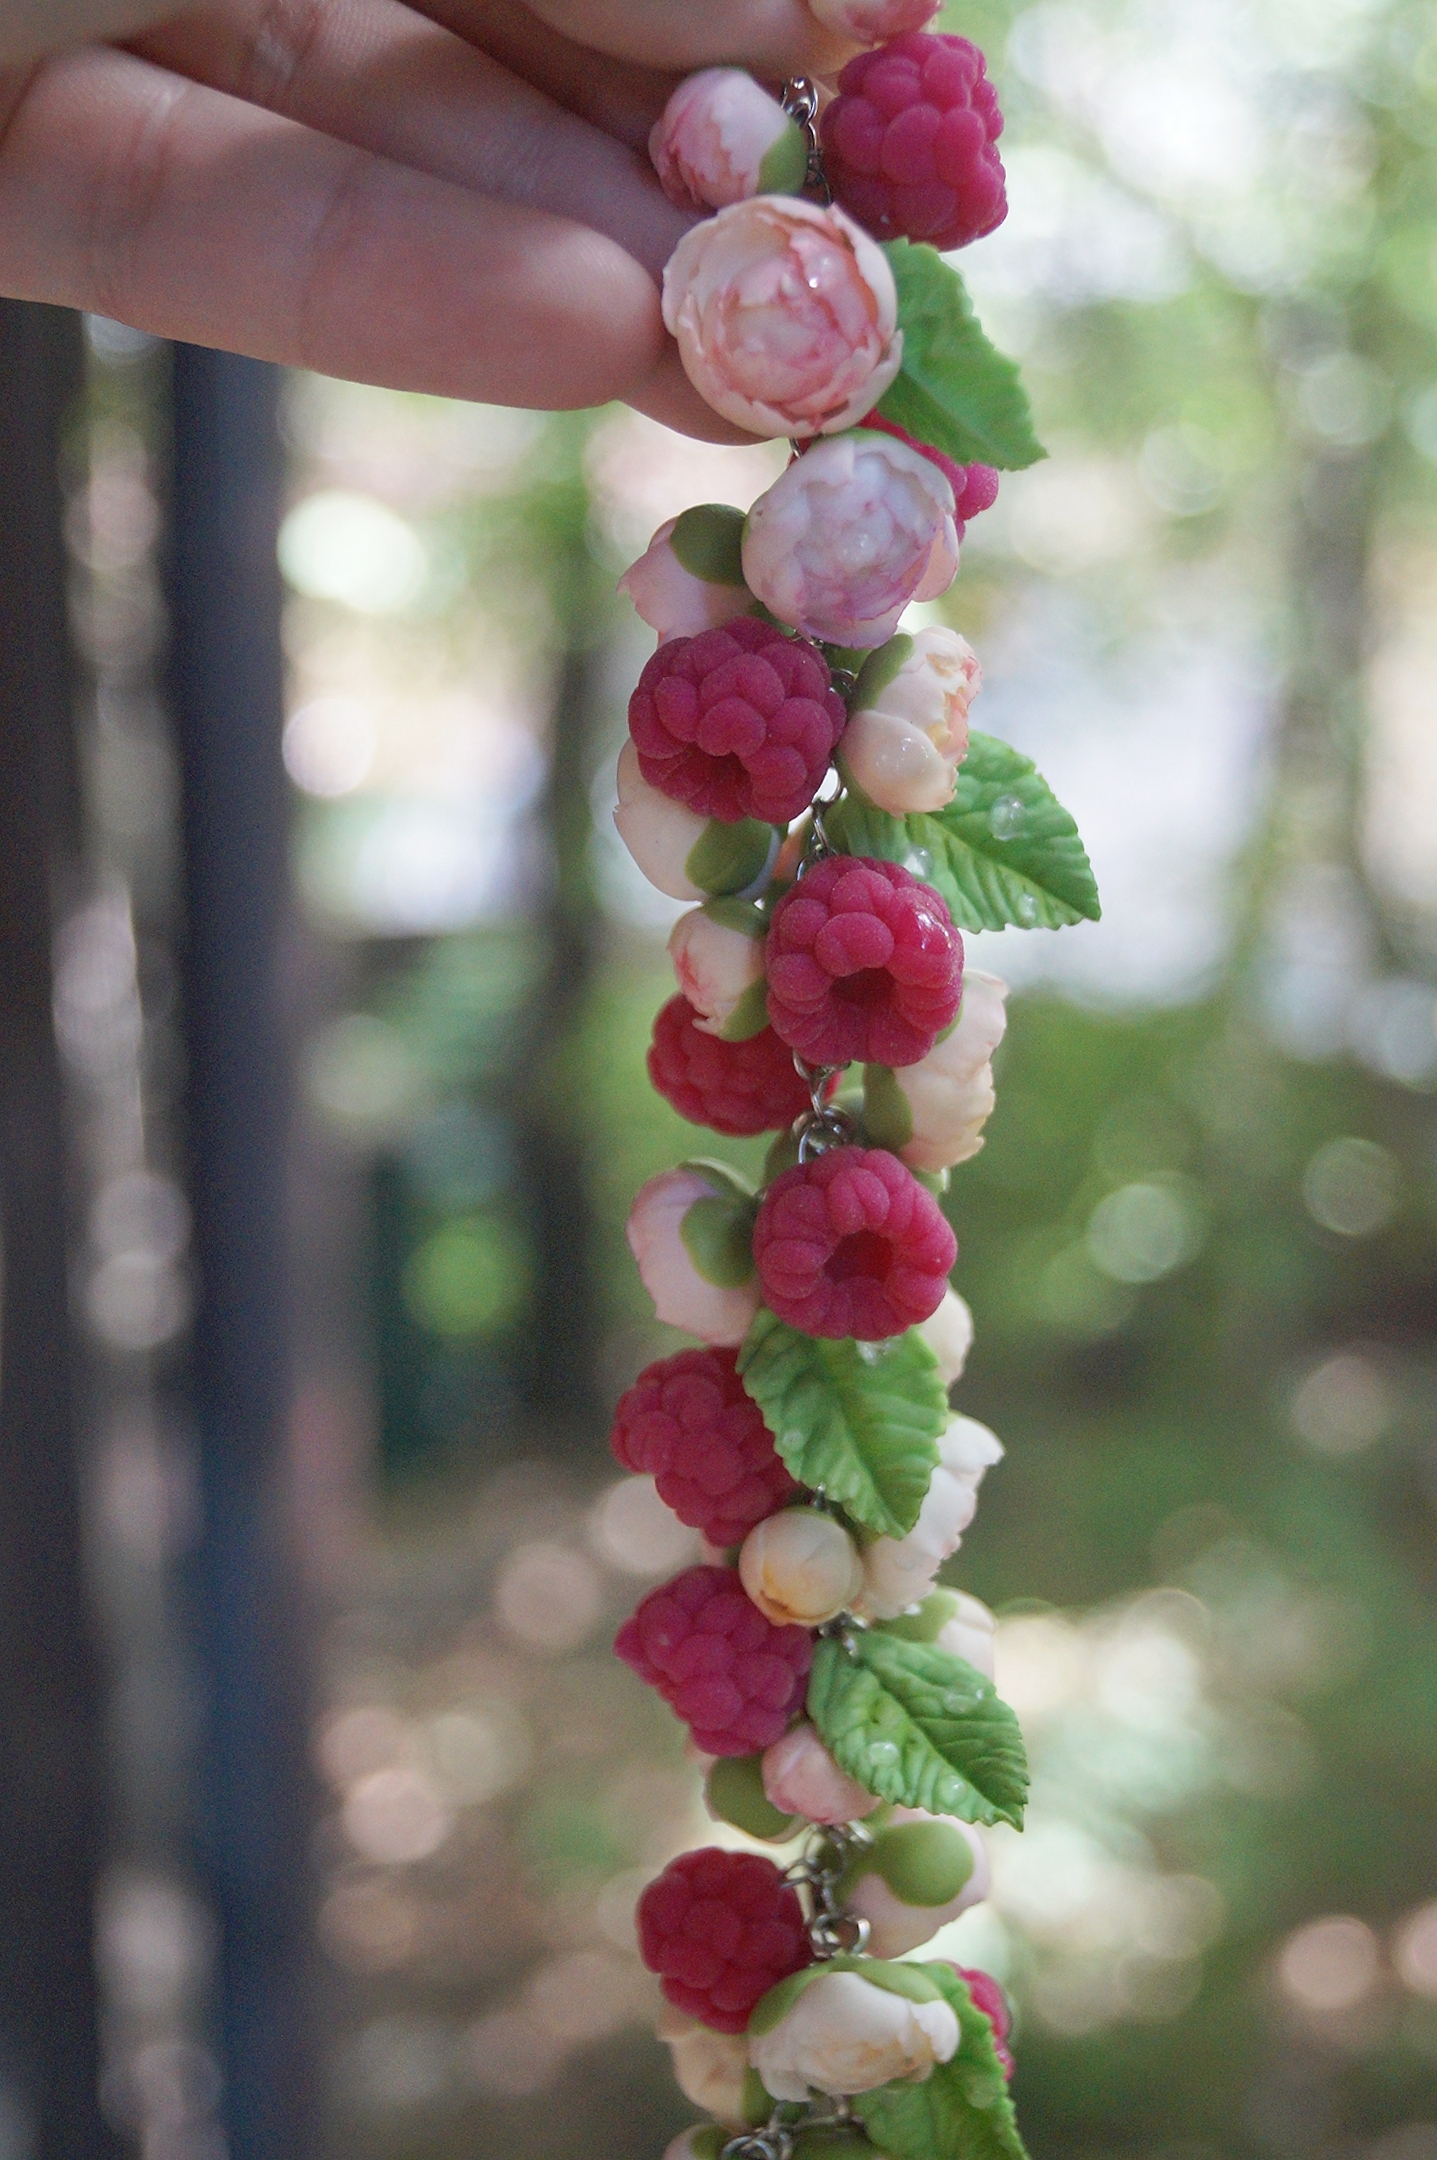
[661,198,902,441]
[762,1723,881,1825]
[658,2009,752,2126]
[626,1164,760,1344]
[839,627,983,815]
[739,1505,865,1626]
[620,507,756,644]
[742,430,958,649]
[669,902,768,1039]
[881,1584,999,1681]
[918,1286,974,1384]
[863,969,1009,1171]
[650,69,809,213]
[749,1968,959,2099]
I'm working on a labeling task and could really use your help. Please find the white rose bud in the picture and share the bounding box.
[761,1723,880,1825]
[740,1506,864,1627]
[936,1590,998,1681]
[749,1969,958,2100]
[614,741,780,903]
[658,2009,751,2128]
[669,903,768,1039]
[626,1165,760,1346]
[843,1814,990,1957]
[839,628,982,815]
[864,972,1008,1174]
[917,1288,974,1385]
[854,1414,1003,1620]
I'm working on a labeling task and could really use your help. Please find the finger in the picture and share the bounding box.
[0,0,202,66]
[516,0,854,76]
[127,0,693,279]
[404,0,683,149]
[0,45,728,425]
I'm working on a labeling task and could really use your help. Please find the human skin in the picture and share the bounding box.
[0,0,860,434]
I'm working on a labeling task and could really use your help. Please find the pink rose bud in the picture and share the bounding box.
[918,1287,973,1384]
[808,0,942,41]
[668,902,768,1038]
[649,68,809,214]
[661,198,902,441]
[864,970,1009,1172]
[762,1723,881,1824]
[742,431,958,648]
[619,502,757,647]
[614,742,780,902]
[839,627,982,814]
[853,1413,1003,1619]
[843,1814,989,1957]
[626,1166,761,1345]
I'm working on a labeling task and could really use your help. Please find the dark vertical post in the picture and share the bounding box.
[0,301,118,2158]
[166,346,313,2160]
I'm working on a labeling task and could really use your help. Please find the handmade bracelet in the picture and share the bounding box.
[608,19,1101,2160]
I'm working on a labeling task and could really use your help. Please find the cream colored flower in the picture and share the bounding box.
[749,1969,958,2099]
[839,627,982,815]
[658,2008,750,2127]
[739,1507,864,1626]
[854,1414,1003,1620]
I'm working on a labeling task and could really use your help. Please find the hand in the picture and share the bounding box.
[0,0,853,435]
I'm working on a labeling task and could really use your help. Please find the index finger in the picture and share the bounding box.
[522,0,856,77]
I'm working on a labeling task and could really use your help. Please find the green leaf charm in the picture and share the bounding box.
[737,1311,946,1539]
[807,1632,1028,1827]
[877,242,1045,473]
[827,731,1101,933]
[856,1963,1029,2160]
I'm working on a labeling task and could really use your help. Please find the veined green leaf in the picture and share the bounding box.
[856,1962,1029,2160]
[738,1311,945,1539]
[877,242,1045,473]
[827,732,1101,933]
[807,1633,1028,1827]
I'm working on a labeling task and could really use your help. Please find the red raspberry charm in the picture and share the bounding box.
[638,1847,812,2032]
[648,994,818,1138]
[612,1347,799,1549]
[614,1564,813,1755]
[821,33,1007,253]
[629,617,847,827]
[952,1965,1015,2078]
[765,856,963,1070]
[753,1145,956,1340]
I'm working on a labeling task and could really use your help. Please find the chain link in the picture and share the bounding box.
[788,1821,874,1958]
[781,76,832,203]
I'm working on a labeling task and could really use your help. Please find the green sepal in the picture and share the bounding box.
[687,2127,729,2160]
[762,1127,802,1184]
[686,818,780,899]
[877,1587,962,1644]
[876,242,1045,472]
[855,1963,1029,2160]
[837,1819,975,1909]
[851,633,915,712]
[678,1167,758,1287]
[822,643,874,680]
[807,1633,1028,1827]
[670,503,749,586]
[748,1952,947,2037]
[701,897,768,938]
[743,2071,776,2128]
[861,1063,913,1151]
[827,732,1101,933]
[737,1311,946,1539]
[912,1165,950,1197]
[757,121,810,196]
[705,1753,801,1843]
[718,975,772,1042]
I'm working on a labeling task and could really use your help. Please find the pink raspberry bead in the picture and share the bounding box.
[615,1564,813,1755]
[629,616,847,826]
[952,1965,1015,2078]
[821,33,1008,252]
[753,1145,956,1340]
[765,856,963,1070]
[648,994,817,1139]
[610,1346,799,1549]
[638,1847,812,2033]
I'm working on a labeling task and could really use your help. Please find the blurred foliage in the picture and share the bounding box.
[285,3,1437,2156]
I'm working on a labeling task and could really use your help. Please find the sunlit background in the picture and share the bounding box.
[59,0,1437,2155]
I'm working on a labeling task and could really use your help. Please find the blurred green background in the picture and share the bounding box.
[239,1,1437,2152]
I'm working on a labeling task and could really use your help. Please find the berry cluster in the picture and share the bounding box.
[598,13,1063,2151]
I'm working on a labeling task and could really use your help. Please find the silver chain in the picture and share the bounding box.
[788,1822,874,1957]
[781,76,832,203]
